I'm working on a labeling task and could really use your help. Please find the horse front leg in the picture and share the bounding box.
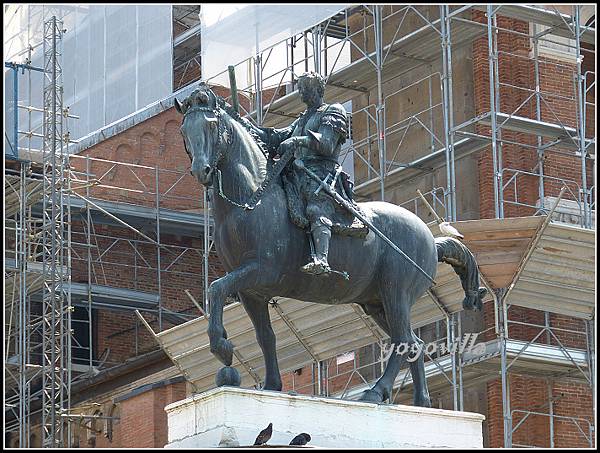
[239,292,282,391]
[207,262,260,366]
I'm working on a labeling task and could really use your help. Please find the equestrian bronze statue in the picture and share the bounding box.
[174,74,486,407]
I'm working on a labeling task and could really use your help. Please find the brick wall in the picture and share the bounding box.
[472,12,594,448]
[69,106,203,211]
[81,380,187,448]
[70,220,224,365]
[486,376,593,448]
[472,10,593,220]
[117,380,186,448]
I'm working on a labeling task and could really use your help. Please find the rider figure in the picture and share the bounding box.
[244,72,348,276]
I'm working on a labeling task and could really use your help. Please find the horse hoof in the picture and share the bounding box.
[214,338,233,366]
[358,388,384,403]
[262,381,283,392]
[216,366,241,387]
[415,397,432,408]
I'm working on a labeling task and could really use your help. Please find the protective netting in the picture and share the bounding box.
[4,5,172,143]
[201,5,350,88]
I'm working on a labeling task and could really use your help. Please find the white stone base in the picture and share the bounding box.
[165,387,485,448]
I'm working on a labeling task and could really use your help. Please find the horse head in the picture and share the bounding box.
[175,83,230,186]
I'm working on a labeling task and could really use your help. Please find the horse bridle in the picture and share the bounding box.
[183,103,234,184]
[183,104,262,209]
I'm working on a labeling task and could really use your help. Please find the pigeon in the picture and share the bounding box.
[439,221,464,239]
[253,423,273,446]
[289,433,311,446]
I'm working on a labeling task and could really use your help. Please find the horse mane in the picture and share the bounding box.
[182,83,268,181]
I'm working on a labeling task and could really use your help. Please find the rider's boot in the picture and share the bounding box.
[301,221,332,275]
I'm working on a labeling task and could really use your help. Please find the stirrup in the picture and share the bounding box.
[300,261,331,276]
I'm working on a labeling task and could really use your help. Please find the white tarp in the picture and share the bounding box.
[4,5,172,145]
[201,4,350,89]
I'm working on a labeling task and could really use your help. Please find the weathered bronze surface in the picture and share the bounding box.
[175,73,486,406]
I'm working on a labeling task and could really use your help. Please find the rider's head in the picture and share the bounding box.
[297,72,325,107]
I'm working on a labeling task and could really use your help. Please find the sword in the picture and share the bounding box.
[294,159,437,285]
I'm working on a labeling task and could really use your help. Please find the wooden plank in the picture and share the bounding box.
[462,228,538,241]
[452,216,543,233]
[466,238,531,251]
[473,251,525,267]
[478,263,519,288]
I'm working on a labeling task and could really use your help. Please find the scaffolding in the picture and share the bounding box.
[197,4,595,448]
[4,4,595,449]
[5,15,212,448]
[4,15,76,447]
[39,16,70,447]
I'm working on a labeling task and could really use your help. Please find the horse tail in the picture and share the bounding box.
[435,237,487,311]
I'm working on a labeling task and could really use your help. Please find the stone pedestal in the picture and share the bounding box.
[165,387,484,448]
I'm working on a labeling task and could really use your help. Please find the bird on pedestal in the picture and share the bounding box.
[289,433,311,446]
[253,423,273,446]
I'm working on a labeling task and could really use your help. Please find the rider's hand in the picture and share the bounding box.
[280,137,297,152]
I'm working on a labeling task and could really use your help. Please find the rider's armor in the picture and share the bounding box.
[254,102,349,275]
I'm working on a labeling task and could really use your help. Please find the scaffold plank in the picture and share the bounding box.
[64,196,210,238]
[433,216,543,290]
[479,112,578,141]
[507,222,595,319]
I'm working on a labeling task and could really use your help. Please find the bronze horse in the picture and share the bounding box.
[175,85,486,406]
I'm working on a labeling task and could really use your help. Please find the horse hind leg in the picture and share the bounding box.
[357,303,394,403]
[358,291,431,407]
[408,332,431,407]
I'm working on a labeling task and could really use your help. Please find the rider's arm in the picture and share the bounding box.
[240,117,298,156]
[220,99,296,153]
[260,123,295,148]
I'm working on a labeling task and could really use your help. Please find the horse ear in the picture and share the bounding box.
[174,98,185,114]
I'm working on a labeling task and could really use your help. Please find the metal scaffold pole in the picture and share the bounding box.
[156,166,163,331]
[496,288,512,448]
[373,5,386,201]
[18,162,29,447]
[486,5,501,219]
[255,54,263,126]
[312,24,322,75]
[41,16,71,447]
[574,6,590,229]
[440,5,457,222]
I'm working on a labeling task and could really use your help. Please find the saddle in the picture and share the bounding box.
[281,166,369,238]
